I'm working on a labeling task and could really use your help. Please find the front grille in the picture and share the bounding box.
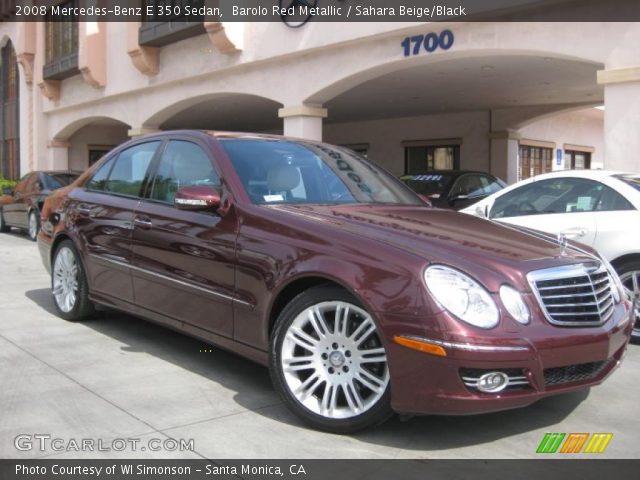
[544,361,609,386]
[528,263,615,326]
[460,368,531,392]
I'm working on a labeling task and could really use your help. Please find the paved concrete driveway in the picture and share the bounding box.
[0,231,638,459]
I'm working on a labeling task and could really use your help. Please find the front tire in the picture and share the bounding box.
[52,240,95,321]
[270,285,393,433]
[616,260,640,344]
[28,210,39,241]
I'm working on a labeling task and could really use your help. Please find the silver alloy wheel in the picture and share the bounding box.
[28,212,38,240]
[52,247,79,313]
[280,301,389,419]
[619,270,640,337]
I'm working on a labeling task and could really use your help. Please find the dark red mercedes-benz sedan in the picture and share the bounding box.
[38,130,633,433]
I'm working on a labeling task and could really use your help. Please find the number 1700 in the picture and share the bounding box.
[401,30,454,57]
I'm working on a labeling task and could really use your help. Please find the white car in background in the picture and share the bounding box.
[461,170,640,342]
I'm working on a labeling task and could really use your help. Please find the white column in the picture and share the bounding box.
[47,140,70,170]
[598,66,640,173]
[278,105,327,141]
[488,130,521,184]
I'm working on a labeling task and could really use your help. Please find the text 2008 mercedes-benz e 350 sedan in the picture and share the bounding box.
[38,131,633,433]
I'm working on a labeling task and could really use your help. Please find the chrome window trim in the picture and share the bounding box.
[88,253,252,307]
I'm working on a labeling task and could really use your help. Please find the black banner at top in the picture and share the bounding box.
[1,0,640,23]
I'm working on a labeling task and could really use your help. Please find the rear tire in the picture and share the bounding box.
[28,210,39,241]
[615,260,640,344]
[269,285,393,433]
[51,240,95,321]
[0,208,9,233]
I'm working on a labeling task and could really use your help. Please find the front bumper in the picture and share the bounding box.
[380,300,633,416]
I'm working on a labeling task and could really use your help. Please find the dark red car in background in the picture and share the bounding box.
[38,131,633,433]
[0,170,80,241]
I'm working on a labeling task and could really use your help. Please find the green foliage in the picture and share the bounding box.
[0,176,18,193]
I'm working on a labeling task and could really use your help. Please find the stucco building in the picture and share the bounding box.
[1,3,639,183]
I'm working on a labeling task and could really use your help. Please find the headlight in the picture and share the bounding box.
[424,265,499,329]
[499,285,530,325]
[601,257,623,303]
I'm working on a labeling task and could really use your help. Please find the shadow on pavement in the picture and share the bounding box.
[1,228,34,243]
[25,287,589,451]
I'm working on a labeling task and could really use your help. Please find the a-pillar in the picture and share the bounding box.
[597,66,640,172]
[47,140,70,170]
[489,130,521,184]
[278,105,327,141]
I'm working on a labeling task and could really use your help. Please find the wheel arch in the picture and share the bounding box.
[267,274,369,341]
[610,253,640,271]
[50,232,80,266]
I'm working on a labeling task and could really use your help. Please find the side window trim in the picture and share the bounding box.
[139,139,168,200]
[85,153,119,192]
[85,140,162,198]
[142,138,222,206]
[140,139,168,200]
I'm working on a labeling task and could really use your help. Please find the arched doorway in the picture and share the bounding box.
[0,40,19,180]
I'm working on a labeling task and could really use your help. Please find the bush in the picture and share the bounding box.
[0,176,18,193]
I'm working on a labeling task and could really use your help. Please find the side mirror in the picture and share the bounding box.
[174,186,221,211]
[474,204,488,218]
[450,194,468,205]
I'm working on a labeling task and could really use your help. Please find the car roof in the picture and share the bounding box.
[528,169,630,182]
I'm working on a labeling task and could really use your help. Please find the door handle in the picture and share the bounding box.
[77,204,94,216]
[134,216,153,229]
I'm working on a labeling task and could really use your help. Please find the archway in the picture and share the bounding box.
[305,51,604,180]
[145,93,283,133]
[55,116,131,171]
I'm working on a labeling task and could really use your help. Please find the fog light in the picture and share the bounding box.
[477,372,509,393]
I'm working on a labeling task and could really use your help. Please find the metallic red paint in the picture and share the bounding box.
[37,130,633,419]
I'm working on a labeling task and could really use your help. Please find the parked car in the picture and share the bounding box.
[399,170,506,210]
[38,132,632,433]
[0,170,81,241]
[461,169,640,342]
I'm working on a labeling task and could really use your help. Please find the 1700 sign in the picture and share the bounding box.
[401,30,454,57]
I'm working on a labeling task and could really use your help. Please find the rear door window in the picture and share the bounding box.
[89,142,160,197]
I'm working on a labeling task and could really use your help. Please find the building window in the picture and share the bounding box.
[43,0,79,80]
[0,40,20,180]
[565,150,592,170]
[139,0,206,47]
[89,146,115,166]
[518,145,553,181]
[405,145,460,174]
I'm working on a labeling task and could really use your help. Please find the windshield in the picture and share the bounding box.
[615,174,640,192]
[45,173,79,190]
[399,174,454,198]
[220,138,421,206]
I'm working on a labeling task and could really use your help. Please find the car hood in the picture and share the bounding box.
[271,204,600,291]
